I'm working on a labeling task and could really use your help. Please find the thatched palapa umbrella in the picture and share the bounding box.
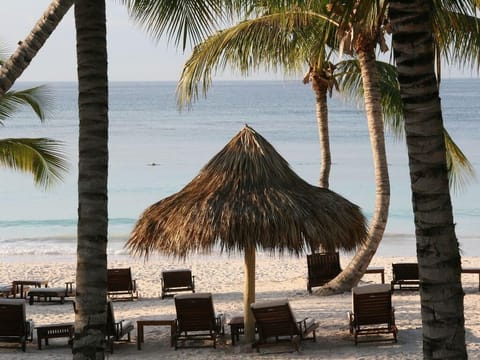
[128,125,367,342]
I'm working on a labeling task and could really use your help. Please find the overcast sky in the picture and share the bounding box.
[2,1,476,82]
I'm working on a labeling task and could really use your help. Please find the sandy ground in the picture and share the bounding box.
[1,253,479,359]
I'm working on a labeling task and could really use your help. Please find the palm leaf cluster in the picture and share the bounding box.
[0,62,68,188]
[128,125,367,258]
[0,86,53,122]
[177,9,332,106]
[0,137,67,186]
[122,0,228,50]
[337,59,475,191]
[174,1,475,190]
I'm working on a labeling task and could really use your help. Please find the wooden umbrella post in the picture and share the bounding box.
[243,245,256,343]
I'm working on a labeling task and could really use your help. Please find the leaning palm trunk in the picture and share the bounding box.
[73,0,109,358]
[311,73,331,188]
[318,45,390,294]
[0,0,74,95]
[390,1,466,358]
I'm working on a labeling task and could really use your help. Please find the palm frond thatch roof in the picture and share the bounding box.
[127,125,367,258]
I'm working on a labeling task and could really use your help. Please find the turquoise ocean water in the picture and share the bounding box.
[0,80,478,257]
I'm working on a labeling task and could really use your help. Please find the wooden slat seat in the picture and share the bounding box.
[0,299,34,352]
[251,299,318,352]
[28,283,75,305]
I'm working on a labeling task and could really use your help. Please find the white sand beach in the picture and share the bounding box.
[1,253,480,359]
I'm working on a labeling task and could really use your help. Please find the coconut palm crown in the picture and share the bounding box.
[128,125,367,258]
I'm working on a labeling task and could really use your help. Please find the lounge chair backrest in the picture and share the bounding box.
[352,285,393,326]
[392,263,419,281]
[174,293,216,332]
[251,299,300,338]
[306,252,342,292]
[162,269,193,289]
[107,268,133,292]
[0,299,27,337]
[349,284,397,344]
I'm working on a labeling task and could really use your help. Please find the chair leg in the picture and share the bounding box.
[106,336,113,353]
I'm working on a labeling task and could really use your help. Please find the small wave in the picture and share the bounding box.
[0,217,136,227]
[0,219,76,228]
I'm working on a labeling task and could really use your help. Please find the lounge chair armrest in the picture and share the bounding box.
[216,313,225,324]
[297,317,317,333]
[296,317,307,331]
[65,282,75,295]
[215,313,226,335]
[115,321,123,336]
[347,311,355,334]
[132,279,137,292]
[26,319,35,341]
[192,275,195,289]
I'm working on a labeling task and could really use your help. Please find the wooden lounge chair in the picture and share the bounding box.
[107,268,138,301]
[0,283,32,299]
[0,284,16,298]
[106,301,134,353]
[161,269,195,299]
[250,299,318,352]
[173,292,225,349]
[391,263,420,291]
[348,284,398,345]
[306,252,342,293]
[28,282,75,305]
[0,299,34,352]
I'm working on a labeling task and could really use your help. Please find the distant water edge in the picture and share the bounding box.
[2,80,479,258]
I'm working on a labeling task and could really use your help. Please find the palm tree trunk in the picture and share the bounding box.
[73,0,109,358]
[0,0,74,95]
[318,45,390,294]
[390,1,466,358]
[311,74,331,188]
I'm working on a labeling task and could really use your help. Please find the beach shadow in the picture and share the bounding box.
[466,327,480,345]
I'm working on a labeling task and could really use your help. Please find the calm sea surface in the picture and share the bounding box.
[1,80,479,257]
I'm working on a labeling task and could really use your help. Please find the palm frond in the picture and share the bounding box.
[444,129,476,192]
[0,138,69,189]
[177,10,331,107]
[336,59,403,136]
[336,59,475,190]
[0,86,54,123]
[432,2,480,71]
[120,0,227,50]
